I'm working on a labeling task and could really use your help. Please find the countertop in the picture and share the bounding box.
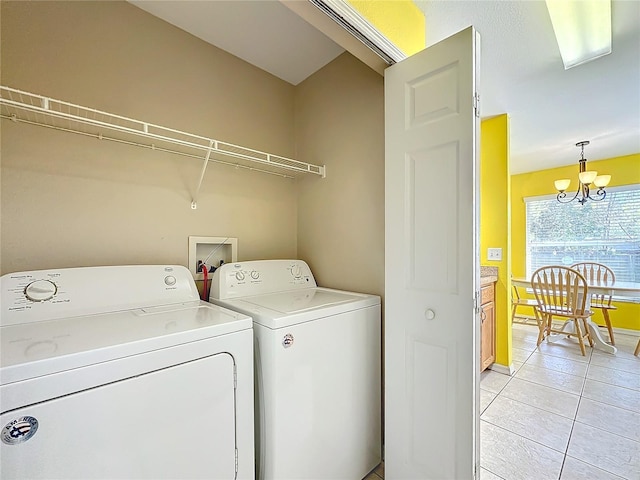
[480,266,498,286]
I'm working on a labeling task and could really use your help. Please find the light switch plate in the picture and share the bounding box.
[487,247,502,261]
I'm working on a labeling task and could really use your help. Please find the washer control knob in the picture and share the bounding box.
[250,270,260,280]
[164,275,177,286]
[235,271,245,281]
[25,280,57,302]
[291,264,302,279]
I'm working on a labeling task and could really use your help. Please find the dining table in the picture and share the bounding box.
[511,277,640,355]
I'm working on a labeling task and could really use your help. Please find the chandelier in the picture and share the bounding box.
[554,141,611,204]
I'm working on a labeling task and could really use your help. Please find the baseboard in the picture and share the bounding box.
[512,316,538,326]
[488,363,515,376]
[517,322,639,336]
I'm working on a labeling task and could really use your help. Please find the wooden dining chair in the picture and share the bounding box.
[531,265,594,356]
[571,262,617,345]
[511,283,540,325]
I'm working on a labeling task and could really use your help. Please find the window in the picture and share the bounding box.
[525,185,640,282]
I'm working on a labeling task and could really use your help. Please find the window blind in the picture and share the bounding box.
[525,185,640,282]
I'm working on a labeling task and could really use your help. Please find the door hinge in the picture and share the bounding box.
[473,92,480,118]
[235,448,239,474]
[474,290,481,314]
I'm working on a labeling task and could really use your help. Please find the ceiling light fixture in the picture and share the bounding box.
[555,141,611,204]
[545,0,612,69]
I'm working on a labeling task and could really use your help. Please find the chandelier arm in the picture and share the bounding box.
[586,187,607,202]
[557,185,581,203]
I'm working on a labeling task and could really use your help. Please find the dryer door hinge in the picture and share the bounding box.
[235,448,239,474]
[233,364,237,389]
[473,92,480,118]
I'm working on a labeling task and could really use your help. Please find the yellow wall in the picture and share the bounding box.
[511,153,640,331]
[347,0,426,55]
[480,115,512,367]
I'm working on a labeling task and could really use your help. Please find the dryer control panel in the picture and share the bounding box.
[210,260,317,300]
[1,265,199,326]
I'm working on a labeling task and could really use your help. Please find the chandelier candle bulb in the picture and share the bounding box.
[554,179,571,191]
[594,175,611,188]
[578,170,598,185]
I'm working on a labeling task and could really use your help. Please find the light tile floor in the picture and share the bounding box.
[364,462,384,480]
[364,325,639,480]
[481,324,640,480]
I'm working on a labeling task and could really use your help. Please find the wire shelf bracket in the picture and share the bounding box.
[0,86,326,209]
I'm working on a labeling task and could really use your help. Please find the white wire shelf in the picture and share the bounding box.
[0,86,325,208]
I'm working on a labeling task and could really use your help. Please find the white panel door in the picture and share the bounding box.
[384,27,481,479]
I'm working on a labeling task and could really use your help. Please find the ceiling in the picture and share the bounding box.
[130,1,640,174]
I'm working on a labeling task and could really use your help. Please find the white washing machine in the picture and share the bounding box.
[209,259,381,480]
[1,265,254,479]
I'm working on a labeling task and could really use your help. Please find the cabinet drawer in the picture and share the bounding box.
[481,283,494,305]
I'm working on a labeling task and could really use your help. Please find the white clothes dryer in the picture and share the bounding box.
[1,265,254,480]
[210,259,381,480]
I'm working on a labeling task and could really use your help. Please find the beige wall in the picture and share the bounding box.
[1,1,299,276]
[295,53,385,298]
[1,1,385,301]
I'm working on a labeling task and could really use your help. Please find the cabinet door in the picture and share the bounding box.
[480,291,495,371]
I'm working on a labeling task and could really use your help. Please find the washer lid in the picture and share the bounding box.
[219,287,380,329]
[0,301,251,385]
[243,289,361,313]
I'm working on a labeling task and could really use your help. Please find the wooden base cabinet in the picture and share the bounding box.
[480,282,496,372]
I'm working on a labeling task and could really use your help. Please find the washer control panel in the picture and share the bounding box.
[210,260,317,300]
[1,265,199,326]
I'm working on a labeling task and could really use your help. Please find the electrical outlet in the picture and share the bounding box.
[487,248,502,261]
[188,236,238,280]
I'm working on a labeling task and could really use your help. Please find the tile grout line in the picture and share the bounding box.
[562,452,630,480]
[487,327,640,480]
[562,423,639,479]
[559,348,590,472]
[559,340,638,480]
[579,394,640,420]
[480,418,570,457]
[581,378,640,414]
[507,373,584,398]
[558,374,585,480]
[482,465,507,480]
[573,418,640,445]
[585,375,640,393]
[541,342,581,480]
